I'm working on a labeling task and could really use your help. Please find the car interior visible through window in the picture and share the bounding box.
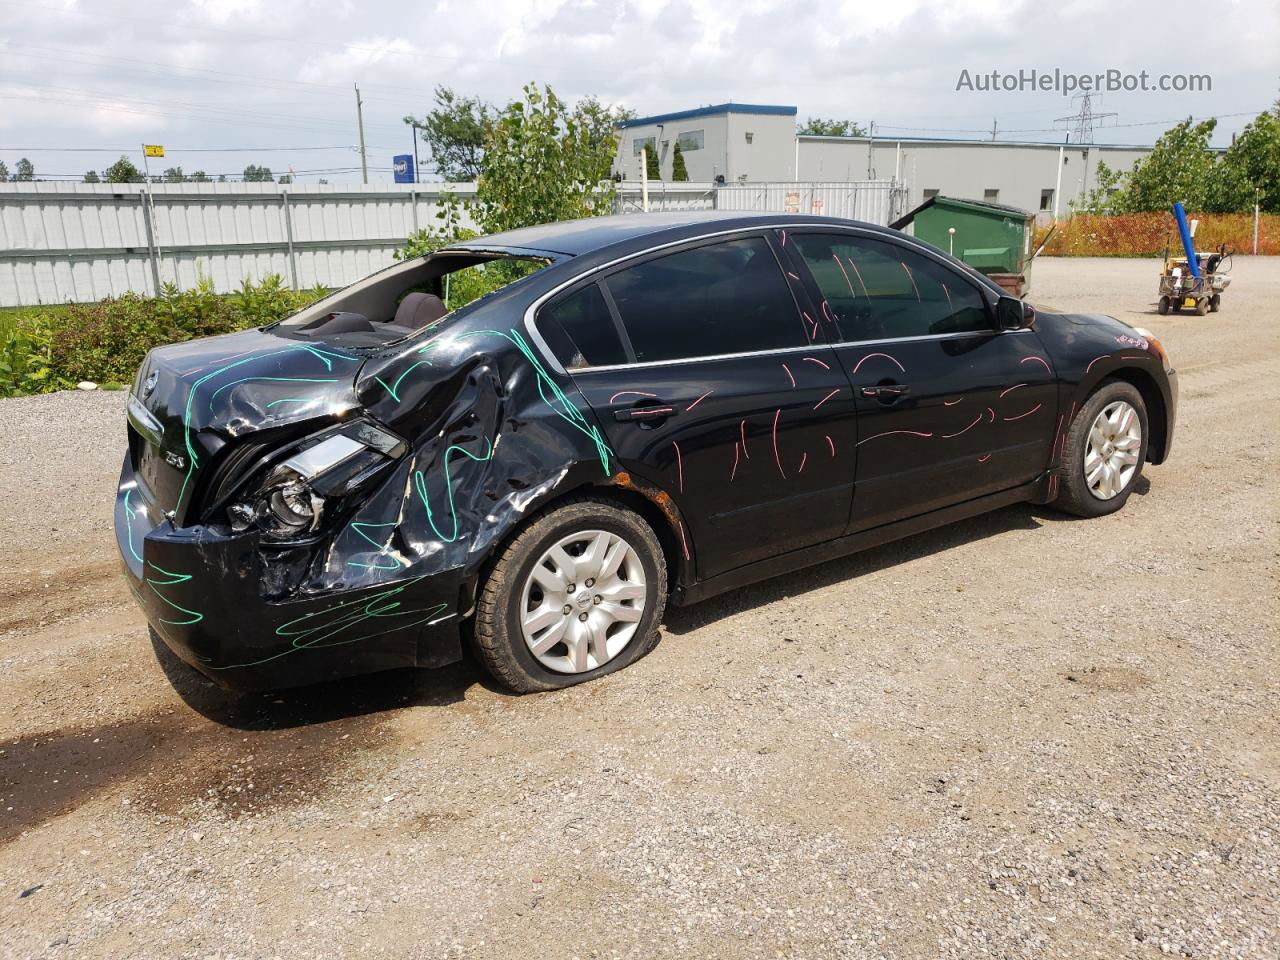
[790,233,991,342]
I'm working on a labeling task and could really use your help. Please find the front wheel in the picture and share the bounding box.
[1053,380,1149,517]
[472,497,667,692]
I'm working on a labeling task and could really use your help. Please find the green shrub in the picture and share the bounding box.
[0,275,327,398]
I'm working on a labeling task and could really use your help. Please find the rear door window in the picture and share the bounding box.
[538,282,628,369]
[603,236,808,363]
[790,233,990,342]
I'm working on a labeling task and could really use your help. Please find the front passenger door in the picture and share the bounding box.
[785,230,1058,532]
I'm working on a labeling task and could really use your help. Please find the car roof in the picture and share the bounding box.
[449,211,895,258]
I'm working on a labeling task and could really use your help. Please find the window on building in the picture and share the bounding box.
[923,189,940,200]
[604,237,806,363]
[631,136,656,157]
[983,188,1000,202]
[676,129,705,152]
[1040,188,1054,211]
[790,233,990,342]
[538,283,628,370]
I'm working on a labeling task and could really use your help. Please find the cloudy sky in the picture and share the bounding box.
[1,0,1276,182]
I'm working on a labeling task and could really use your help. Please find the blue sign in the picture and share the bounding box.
[392,154,414,183]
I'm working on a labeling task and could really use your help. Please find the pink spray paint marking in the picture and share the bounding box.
[814,388,840,410]
[1003,403,1043,421]
[999,383,1027,398]
[852,352,905,374]
[825,434,836,457]
[779,229,787,246]
[802,356,831,370]
[630,406,675,417]
[857,430,933,446]
[977,453,992,463]
[941,413,982,439]
[943,397,963,406]
[730,441,740,482]
[821,299,837,326]
[740,419,750,459]
[672,440,684,493]
[787,271,801,281]
[798,452,808,474]
[987,407,996,423]
[771,408,787,479]
[1020,355,1052,372]
[942,283,953,311]
[676,520,690,561]
[900,260,921,301]
[610,390,658,403]
[1085,355,1108,375]
[833,254,856,296]
[1119,354,1155,361]
[802,311,818,340]
[782,363,796,388]
[685,390,713,412]
[846,257,869,299]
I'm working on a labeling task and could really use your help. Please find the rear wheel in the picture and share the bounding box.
[473,497,667,692]
[1194,297,1209,316]
[1053,380,1149,518]
[1157,295,1170,315]
[1210,293,1221,313]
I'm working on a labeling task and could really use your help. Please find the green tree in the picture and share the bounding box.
[83,169,101,183]
[469,83,618,236]
[671,142,689,181]
[190,170,211,182]
[644,142,660,181]
[104,155,143,183]
[278,173,293,184]
[163,166,186,182]
[798,118,866,137]
[15,158,35,181]
[404,86,493,181]
[1210,108,1280,213]
[242,164,273,182]
[0,160,8,181]
[1094,118,1218,212]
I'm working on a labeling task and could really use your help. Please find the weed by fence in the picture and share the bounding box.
[1036,212,1277,257]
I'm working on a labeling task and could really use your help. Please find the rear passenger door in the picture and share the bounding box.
[536,233,856,581]
[783,229,1057,532]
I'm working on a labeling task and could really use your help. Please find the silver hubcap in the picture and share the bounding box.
[1084,400,1142,500]
[519,529,647,674]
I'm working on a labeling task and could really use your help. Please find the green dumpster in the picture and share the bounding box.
[890,195,1036,297]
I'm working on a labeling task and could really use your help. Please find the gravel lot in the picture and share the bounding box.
[2,256,1278,959]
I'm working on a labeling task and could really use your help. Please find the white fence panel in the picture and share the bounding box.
[1,179,906,306]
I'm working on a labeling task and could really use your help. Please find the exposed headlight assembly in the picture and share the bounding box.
[228,421,405,541]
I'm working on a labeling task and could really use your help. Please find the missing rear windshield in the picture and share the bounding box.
[275,251,548,348]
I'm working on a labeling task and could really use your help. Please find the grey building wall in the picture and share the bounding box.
[726,112,797,181]
[613,106,797,183]
[797,136,1154,217]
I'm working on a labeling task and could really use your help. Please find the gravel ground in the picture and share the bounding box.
[1,256,1278,959]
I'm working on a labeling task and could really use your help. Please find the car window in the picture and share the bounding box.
[538,282,628,370]
[603,236,808,364]
[790,233,991,342]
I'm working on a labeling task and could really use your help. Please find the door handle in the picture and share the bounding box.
[860,384,910,399]
[613,402,679,422]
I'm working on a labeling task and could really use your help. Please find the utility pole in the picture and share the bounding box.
[989,118,999,141]
[1055,93,1117,145]
[354,83,368,184]
[866,120,875,180]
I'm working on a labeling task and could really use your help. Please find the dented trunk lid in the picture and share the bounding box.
[128,328,365,523]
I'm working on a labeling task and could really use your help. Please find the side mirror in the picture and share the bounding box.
[996,296,1034,330]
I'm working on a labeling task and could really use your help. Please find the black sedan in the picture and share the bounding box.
[116,212,1177,693]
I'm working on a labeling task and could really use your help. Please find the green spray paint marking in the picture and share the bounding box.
[454,327,613,475]
[412,436,495,543]
[374,360,433,403]
[176,344,358,510]
[207,376,338,411]
[144,561,204,626]
[265,397,321,409]
[205,578,447,670]
[347,520,407,569]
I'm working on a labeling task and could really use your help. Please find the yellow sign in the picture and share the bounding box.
[143,145,165,157]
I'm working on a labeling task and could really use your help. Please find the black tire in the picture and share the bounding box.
[1053,380,1149,518]
[473,497,667,693]
[1157,296,1170,315]
[1194,296,1209,316]
[1210,294,1221,313]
